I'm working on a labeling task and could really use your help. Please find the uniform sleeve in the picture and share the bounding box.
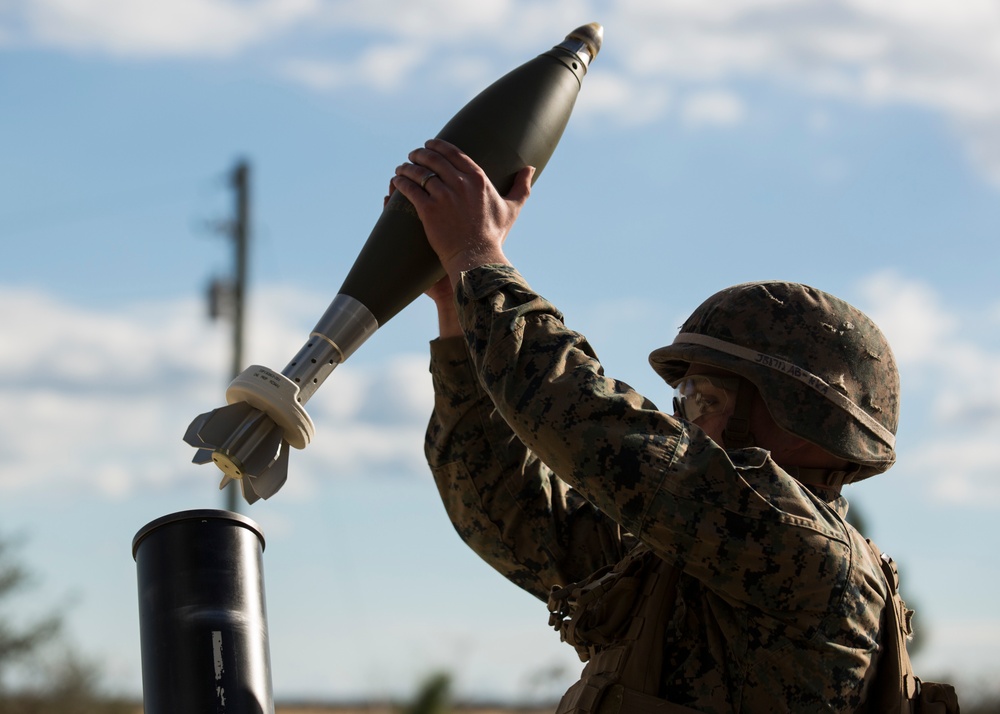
[453,265,860,613]
[425,335,628,601]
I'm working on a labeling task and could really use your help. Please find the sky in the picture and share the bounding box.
[2,0,1000,704]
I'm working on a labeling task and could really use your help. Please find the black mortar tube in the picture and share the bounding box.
[133,509,274,714]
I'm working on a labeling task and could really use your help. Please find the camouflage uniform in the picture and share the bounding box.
[426,265,891,713]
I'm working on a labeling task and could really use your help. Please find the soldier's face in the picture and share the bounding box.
[676,364,739,445]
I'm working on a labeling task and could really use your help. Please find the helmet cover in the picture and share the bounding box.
[649,281,899,481]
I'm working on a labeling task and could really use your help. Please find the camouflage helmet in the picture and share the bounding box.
[649,281,899,482]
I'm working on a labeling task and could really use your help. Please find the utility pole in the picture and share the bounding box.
[208,159,251,513]
[231,161,249,391]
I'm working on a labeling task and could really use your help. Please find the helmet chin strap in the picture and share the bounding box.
[721,379,756,449]
[719,380,862,490]
[786,465,861,491]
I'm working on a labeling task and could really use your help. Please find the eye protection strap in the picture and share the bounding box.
[721,379,755,449]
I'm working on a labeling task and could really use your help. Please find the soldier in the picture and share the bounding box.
[390,139,949,713]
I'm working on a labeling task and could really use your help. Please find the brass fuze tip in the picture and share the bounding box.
[568,23,604,62]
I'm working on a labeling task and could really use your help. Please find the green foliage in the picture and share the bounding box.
[960,683,1000,714]
[0,533,129,714]
[400,672,453,714]
[963,704,1000,714]
[0,536,60,693]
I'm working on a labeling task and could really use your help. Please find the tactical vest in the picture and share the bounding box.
[859,540,959,714]
[547,542,960,714]
[548,544,696,714]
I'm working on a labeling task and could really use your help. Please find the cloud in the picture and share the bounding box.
[278,43,430,92]
[0,285,432,499]
[854,270,957,365]
[574,71,672,126]
[600,1,1000,181]
[16,0,321,57]
[7,269,999,515]
[316,0,512,40]
[0,287,224,392]
[857,271,1000,507]
[680,89,747,127]
[7,0,1000,183]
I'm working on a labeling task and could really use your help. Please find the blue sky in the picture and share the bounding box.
[2,0,1000,703]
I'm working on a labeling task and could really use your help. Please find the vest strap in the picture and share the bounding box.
[552,550,694,714]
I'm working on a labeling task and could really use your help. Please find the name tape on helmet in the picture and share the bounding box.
[672,332,895,448]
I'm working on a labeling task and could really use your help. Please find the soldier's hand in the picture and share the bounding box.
[391,139,533,283]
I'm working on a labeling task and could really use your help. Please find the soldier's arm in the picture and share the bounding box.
[451,266,858,600]
[426,335,628,602]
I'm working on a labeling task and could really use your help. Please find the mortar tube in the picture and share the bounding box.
[133,509,274,714]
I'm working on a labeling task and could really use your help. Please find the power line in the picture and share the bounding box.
[0,176,219,236]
